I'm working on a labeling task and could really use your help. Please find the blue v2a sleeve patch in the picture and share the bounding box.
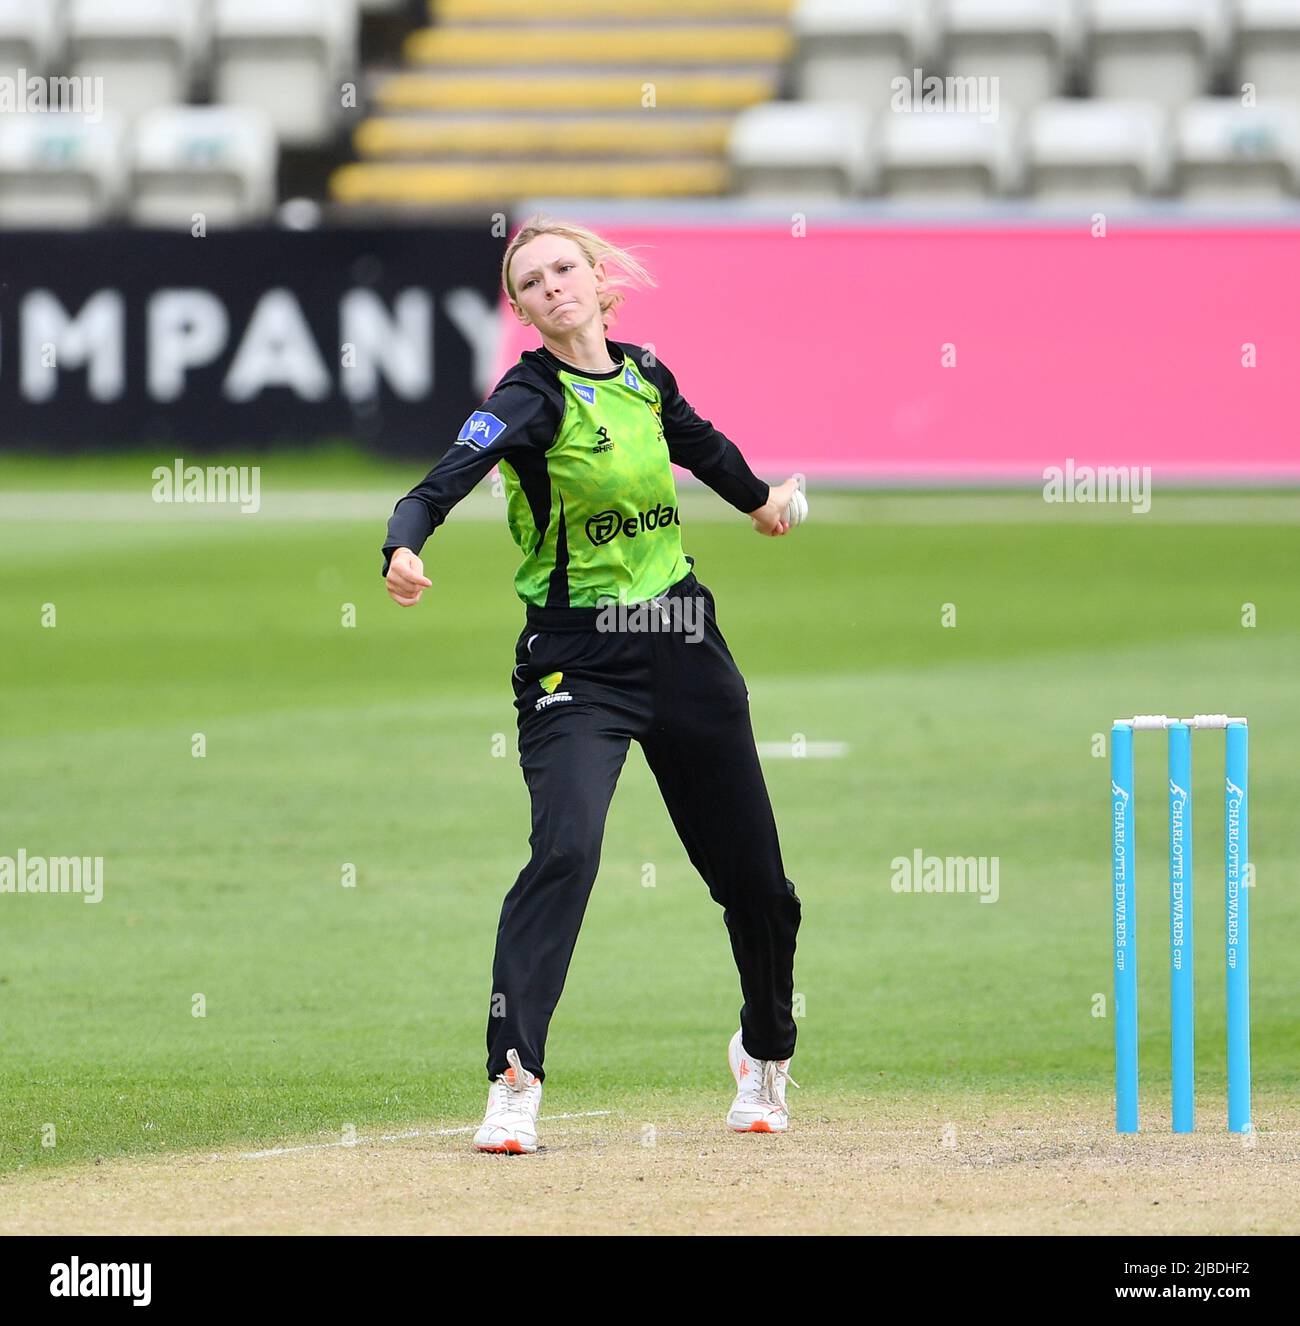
[456,410,508,449]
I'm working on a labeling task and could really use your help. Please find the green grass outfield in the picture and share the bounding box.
[2,448,1298,1175]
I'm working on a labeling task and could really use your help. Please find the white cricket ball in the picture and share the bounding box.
[786,488,808,528]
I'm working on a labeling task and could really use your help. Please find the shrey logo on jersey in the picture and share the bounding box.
[585,504,681,545]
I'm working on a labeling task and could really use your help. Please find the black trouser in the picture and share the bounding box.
[485,564,802,1084]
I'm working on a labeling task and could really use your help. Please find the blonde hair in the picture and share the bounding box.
[502,214,657,331]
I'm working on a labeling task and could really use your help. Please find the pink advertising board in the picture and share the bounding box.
[496,225,1299,483]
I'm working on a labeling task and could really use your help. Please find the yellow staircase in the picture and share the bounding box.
[331,0,794,211]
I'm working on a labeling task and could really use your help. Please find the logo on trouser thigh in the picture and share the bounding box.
[534,672,573,711]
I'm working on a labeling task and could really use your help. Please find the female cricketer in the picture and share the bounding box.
[381,217,804,1153]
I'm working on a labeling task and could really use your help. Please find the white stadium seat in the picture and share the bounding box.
[793,0,939,111]
[1086,0,1229,108]
[213,0,358,148]
[1236,0,1300,106]
[66,0,208,126]
[0,114,127,227]
[941,0,1080,111]
[1174,97,1300,198]
[1026,100,1172,199]
[0,0,62,79]
[729,102,876,198]
[879,109,1022,198]
[130,105,278,227]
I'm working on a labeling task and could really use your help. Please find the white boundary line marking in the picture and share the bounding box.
[5,490,1300,526]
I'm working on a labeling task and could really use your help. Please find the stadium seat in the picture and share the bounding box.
[66,0,207,125]
[353,114,734,160]
[1086,0,1228,107]
[1236,0,1300,105]
[940,0,1080,111]
[331,159,731,208]
[429,0,795,15]
[792,0,939,110]
[729,102,875,198]
[879,109,1022,198]
[0,0,62,79]
[1026,100,1172,199]
[212,0,358,148]
[0,115,127,227]
[130,105,278,227]
[370,70,774,114]
[1174,96,1300,198]
[404,23,791,66]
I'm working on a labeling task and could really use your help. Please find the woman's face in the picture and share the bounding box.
[509,235,606,336]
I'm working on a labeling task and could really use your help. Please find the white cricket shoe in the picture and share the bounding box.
[474,1047,543,1154]
[727,1029,800,1133]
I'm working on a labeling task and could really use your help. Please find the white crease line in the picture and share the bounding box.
[233,1110,614,1160]
[232,1122,1290,1160]
[155,1118,1300,1166]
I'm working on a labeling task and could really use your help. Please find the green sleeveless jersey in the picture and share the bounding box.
[381,339,769,609]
